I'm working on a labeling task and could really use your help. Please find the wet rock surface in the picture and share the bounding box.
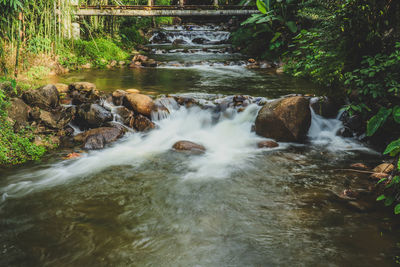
[172,140,206,154]
[255,96,311,142]
[74,127,125,150]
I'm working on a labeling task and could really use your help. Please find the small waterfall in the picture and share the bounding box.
[149,25,231,45]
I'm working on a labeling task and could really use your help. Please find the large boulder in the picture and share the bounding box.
[75,103,113,129]
[172,140,206,154]
[123,93,155,117]
[74,127,125,150]
[7,98,31,127]
[255,96,311,142]
[22,84,59,110]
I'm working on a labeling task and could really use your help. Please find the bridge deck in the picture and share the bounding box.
[75,5,258,16]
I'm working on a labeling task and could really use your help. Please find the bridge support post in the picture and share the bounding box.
[213,0,218,6]
[179,0,184,7]
[148,0,154,6]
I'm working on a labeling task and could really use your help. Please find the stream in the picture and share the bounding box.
[1,24,400,267]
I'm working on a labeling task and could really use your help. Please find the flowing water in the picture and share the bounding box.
[1,25,400,267]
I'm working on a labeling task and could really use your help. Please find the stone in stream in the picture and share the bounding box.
[373,163,394,174]
[75,103,113,129]
[172,141,206,154]
[310,96,341,118]
[69,82,100,105]
[114,106,134,127]
[132,114,155,132]
[255,96,311,142]
[257,140,279,148]
[54,83,69,94]
[123,93,155,117]
[74,127,125,150]
[112,90,127,106]
[172,38,186,46]
[38,106,75,130]
[22,84,60,111]
[192,37,208,44]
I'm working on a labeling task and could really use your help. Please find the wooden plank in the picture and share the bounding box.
[75,8,258,16]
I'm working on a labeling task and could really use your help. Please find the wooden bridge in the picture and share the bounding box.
[74,4,258,17]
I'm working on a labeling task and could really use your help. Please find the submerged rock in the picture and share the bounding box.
[172,140,206,154]
[257,140,279,148]
[255,96,311,142]
[22,84,60,110]
[74,127,125,150]
[124,93,155,117]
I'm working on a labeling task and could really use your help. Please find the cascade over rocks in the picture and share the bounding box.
[310,97,341,118]
[172,140,206,154]
[255,96,311,142]
[22,84,60,111]
[74,127,125,150]
[123,93,155,117]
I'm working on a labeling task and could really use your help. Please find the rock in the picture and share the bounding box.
[38,106,75,130]
[343,114,363,133]
[54,83,69,94]
[311,97,340,118]
[33,135,60,149]
[63,152,82,160]
[22,84,60,110]
[370,172,389,179]
[350,163,369,170]
[192,37,207,44]
[172,140,206,154]
[114,106,134,126]
[373,163,394,174]
[172,39,186,46]
[248,58,256,63]
[257,140,279,148]
[141,59,157,67]
[126,89,140,94]
[69,82,100,105]
[132,114,155,132]
[69,82,96,92]
[74,127,125,150]
[123,93,155,117]
[132,54,148,62]
[276,67,284,74]
[255,96,311,142]
[7,98,31,127]
[112,90,127,106]
[75,103,113,129]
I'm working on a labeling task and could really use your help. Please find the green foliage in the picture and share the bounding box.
[285,29,344,88]
[0,79,47,166]
[59,38,129,68]
[234,0,300,58]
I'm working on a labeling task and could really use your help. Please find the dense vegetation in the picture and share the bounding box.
[234,0,400,213]
[0,0,172,166]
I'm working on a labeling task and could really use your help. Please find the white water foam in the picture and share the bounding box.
[0,99,375,200]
